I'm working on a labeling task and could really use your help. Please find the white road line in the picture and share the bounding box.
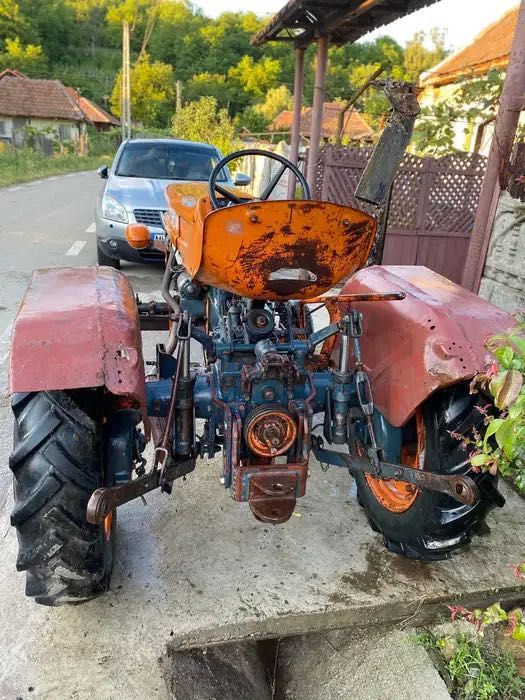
[85,222,96,233]
[0,322,13,367]
[7,186,22,192]
[65,240,87,256]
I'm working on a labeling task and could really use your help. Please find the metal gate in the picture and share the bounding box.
[315,146,487,284]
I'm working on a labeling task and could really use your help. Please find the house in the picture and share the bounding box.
[0,73,119,149]
[269,102,374,143]
[65,87,120,132]
[420,6,518,154]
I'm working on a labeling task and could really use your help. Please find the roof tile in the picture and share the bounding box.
[0,76,85,121]
[422,7,517,87]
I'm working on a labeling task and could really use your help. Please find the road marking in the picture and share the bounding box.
[7,186,22,192]
[65,240,87,256]
[85,222,96,233]
[0,322,13,367]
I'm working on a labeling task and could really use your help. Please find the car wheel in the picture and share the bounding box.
[97,244,120,269]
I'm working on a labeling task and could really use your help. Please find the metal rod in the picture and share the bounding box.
[306,34,330,193]
[287,46,306,199]
[462,0,525,292]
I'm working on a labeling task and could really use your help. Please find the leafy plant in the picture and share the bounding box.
[418,631,525,700]
[171,96,238,155]
[469,317,525,493]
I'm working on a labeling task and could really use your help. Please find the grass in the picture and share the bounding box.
[417,630,525,700]
[0,148,111,188]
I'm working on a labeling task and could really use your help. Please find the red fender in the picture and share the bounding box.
[339,266,512,427]
[9,266,149,437]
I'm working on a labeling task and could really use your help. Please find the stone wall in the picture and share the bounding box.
[478,190,525,312]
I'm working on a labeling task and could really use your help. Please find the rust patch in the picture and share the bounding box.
[333,265,512,427]
[195,200,377,300]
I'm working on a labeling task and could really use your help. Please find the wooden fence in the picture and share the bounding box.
[315,146,488,284]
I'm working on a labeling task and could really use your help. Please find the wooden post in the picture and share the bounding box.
[287,46,305,198]
[461,0,525,291]
[176,80,182,113]
[306,34,329,193]
[122,21,131,140]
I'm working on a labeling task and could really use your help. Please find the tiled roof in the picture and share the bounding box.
[0,68,27,80]
[421,7,518,87]
[65,87,120,126]
[0,76,85,120]
[270,102,373,140]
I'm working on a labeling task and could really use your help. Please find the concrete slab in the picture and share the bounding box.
[276,627,452,700]
[1,326,525,699]
[1,453,525,698]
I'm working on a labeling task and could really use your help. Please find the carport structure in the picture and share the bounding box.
[253,0,441,196]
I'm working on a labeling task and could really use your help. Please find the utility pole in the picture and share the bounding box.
[121,21,131,140]
[176,80,182,113]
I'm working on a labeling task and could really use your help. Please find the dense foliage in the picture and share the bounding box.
[0,0,449,135]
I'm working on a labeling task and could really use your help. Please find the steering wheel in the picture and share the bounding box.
[208,148,311,210]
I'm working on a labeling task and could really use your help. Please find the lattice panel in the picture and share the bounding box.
[388,168,424,230]
[313,145,488,280]
[423,153,486,234]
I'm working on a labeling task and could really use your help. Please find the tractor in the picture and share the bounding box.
[8,83,510,605]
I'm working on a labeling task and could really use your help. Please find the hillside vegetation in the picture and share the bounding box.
[0,0,448,136]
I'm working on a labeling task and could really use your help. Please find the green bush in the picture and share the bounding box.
[0,148,111,187]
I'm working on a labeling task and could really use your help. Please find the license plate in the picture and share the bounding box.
[152,232,165,241]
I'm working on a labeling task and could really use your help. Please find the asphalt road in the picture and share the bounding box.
[0,170,164,507]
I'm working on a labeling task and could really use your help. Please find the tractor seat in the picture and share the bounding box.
[164,185,377,301]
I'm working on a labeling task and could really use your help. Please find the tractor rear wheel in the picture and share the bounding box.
[354,383,501,560]
[10,390,115,605]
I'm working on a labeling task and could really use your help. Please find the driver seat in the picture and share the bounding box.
[164,184,377,301]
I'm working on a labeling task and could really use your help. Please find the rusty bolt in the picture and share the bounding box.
[249,214,259,223]
[262,386,275,401]
[342,219,350,227]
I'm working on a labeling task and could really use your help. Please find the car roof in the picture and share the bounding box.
[121,138,218,150]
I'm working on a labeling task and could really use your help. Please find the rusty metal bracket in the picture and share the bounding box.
[86,458,195,525]
[312,445,479,506]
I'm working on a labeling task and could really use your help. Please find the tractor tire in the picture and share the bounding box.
[354,383,502,561]
[97,244,120,269]
[9,390,115,606]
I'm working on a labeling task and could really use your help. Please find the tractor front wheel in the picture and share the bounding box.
[354,383,500,560]
[9,390,115,605]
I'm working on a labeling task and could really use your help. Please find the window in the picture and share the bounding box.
[0,121,5,136]
[115,142,228,181]
[59,124,72,141]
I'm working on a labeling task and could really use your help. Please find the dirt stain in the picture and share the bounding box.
[329,542,438,601]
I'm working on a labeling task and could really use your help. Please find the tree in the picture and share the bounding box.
[184,72,233,109]
[0,0,27,43]
[172,96,237,155]
[148,1,206,81]
[0,37,47,75]
[106,0,161,60]
[18,0,78,63]
[254,85,292,123]
[65,0,109,57]
[403,29,447,82]
[411,69,504,156]
[110,54,175,127]
[228,55,281,101]
[199,11,263,75]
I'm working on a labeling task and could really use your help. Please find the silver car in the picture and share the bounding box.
[95,138,243,268]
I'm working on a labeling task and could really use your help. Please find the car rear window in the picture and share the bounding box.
[115,142,228,181]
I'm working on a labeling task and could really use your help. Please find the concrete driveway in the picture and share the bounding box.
[0,173,524,699]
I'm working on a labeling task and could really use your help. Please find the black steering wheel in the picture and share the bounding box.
[208,148,311,210]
